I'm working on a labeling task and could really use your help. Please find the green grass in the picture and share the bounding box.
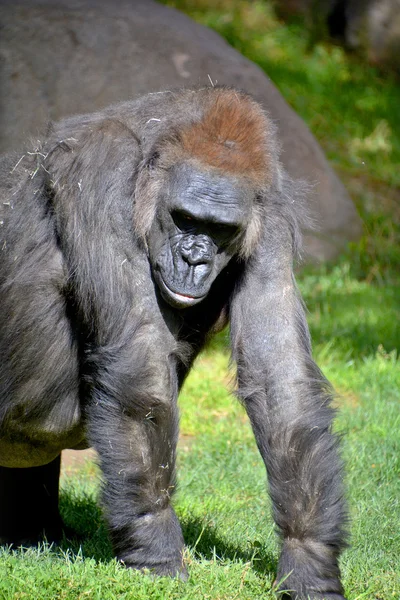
[1,1,399,598]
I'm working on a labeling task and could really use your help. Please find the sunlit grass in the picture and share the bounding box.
[1,1,399,598]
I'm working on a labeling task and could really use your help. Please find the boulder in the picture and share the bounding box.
[0,0,362,261]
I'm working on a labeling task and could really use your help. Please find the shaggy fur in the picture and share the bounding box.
[180,88,274,182]
[0,87,347,599]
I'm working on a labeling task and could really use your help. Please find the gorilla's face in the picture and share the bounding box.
[148,163,253,309]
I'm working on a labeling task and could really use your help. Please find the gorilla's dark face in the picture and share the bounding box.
[148,163,253,309]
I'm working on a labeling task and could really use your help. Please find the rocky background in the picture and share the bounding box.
[0,0,363,261]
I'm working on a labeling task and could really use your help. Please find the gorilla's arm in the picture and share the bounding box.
[230,197,347,598]
[46,119,186,575]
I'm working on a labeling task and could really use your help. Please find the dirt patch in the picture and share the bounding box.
[61,448,98,474]
[61,434,197,474]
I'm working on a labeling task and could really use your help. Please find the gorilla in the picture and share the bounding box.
[0,87,347,599]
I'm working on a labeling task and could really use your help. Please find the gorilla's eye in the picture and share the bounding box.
[171,210,196,231]
[211,223,240,247]
[171,210,240,249]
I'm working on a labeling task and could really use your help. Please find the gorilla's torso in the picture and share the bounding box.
[0,410,86,468]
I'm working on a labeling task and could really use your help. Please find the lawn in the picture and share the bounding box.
[1,1,399,599]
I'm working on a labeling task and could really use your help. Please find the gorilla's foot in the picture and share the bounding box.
[0,455,63,546]
[276,538,346,600]
[124,558,189,581]
[279,594,345,600]
[113,506,187,580]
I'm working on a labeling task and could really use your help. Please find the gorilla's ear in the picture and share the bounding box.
[132,150,164,246]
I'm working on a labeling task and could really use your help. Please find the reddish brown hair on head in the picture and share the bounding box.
[180,88,273,185]
[134,87,277,252]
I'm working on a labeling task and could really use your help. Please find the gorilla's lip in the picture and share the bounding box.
[157,274,206,308]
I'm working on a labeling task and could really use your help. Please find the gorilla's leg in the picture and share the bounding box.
[244,395,346,599]
[231,222,347,599]
[90,401,185,576]
[0,456,63,545]
[87,344,185,577]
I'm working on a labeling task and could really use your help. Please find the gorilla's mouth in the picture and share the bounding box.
[156,273,206,308]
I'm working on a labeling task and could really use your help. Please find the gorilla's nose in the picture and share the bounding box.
[181,236,213,265]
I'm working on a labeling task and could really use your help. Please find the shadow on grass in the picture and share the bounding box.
[59,491,114,562]
[181,515,277,577]
[58,490,276,576]
[203,285,400,360]
[306,286,400,358]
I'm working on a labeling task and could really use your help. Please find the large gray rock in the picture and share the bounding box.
[0,0,362,261]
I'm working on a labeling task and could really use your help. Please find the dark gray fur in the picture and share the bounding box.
[0,87,347,599]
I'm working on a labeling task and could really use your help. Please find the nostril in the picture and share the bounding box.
[187,246,208,266]
[181,248,206,265]
[180,238,212,266]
